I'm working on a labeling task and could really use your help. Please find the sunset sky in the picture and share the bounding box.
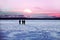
[0,0,60,17]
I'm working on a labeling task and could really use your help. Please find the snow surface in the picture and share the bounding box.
[0,20,60,40]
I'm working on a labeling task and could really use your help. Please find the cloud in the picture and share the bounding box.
[0,0,60,14]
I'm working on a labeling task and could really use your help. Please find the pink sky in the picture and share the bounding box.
[0,0,60,16]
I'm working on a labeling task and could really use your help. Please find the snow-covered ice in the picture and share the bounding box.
[0,20,60,40]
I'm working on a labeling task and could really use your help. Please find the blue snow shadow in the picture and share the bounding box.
[0,30,60,40]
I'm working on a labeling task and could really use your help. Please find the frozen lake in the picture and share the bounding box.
[0,20,60,40]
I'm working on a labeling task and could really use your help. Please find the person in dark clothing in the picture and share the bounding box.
[19,20,21,24]
[22,20,25,24]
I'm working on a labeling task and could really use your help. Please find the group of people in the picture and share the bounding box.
[19,20,25,24]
